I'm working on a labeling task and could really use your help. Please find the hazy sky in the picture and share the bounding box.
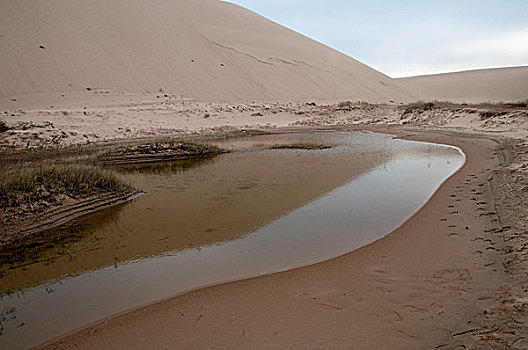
[225,0,528,77]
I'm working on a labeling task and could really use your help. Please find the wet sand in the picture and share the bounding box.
[37,128,511,349]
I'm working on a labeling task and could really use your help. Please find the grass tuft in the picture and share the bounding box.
[0,165,131,208]
[99,140,228,164]
[269,143,332,150]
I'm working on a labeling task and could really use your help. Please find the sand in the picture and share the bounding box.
[37,128,522,349]
[1,0,527,348]
[0,0,413,103]
[1,97,526,148]
[398,66,528,103]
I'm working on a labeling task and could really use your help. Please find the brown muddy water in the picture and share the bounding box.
[0,131,464,349]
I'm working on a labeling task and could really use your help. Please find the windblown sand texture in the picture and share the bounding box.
[398,66,528,103]
[0,0,414,103]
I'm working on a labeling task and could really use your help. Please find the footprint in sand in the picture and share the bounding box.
[387,310,404,322]
[396,329,421,340]
[317,302,344,311]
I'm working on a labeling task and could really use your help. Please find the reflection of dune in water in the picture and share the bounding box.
[110,157,216,175]
[0,132,465,350]
[0,133,391,294]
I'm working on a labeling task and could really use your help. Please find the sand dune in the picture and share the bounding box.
[0,0,414,103]
[398,66,528,103]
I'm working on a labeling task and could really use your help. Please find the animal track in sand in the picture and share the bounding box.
[403,304,428,314]
[396,329,421,340]
[387,310,404,322]
[317,302,344,311]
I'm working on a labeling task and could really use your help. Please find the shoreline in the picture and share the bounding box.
[5,190,143,241]
[36,127,514,349]
[0,139,228,247]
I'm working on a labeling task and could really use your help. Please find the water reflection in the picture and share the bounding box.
[0,133,391,295]
[0,203,127,292]
[114,157,215,175]
[0,132,464,349]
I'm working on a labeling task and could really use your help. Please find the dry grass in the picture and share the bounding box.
[402,101,435,115]
[98,140,228,164]
[0,138,227,231]
[269,143,332,150]
[0,165,130,208]
[402,100,528,111]
[103,140,225,157]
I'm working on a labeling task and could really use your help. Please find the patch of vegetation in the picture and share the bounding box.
[402,101,435,115]
[504,101,527,108]
[269,143,332,150]
[480,110,508,120]
[406,100,528,111]
[0,165,131,209]
[99,140,228,164]
[0,137,231,246]
[334,101,358,111]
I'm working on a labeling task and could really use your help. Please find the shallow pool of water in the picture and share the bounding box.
[0,131,464,349]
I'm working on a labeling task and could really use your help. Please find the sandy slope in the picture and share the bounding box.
[398,66,528,103]
[0,0,413,103]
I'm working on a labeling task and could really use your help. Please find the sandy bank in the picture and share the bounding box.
[36,128,518,349]
[1,191,141,246]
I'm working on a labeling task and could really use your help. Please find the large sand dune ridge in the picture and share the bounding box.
[398,66,528,103]
[0,0,415,103]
